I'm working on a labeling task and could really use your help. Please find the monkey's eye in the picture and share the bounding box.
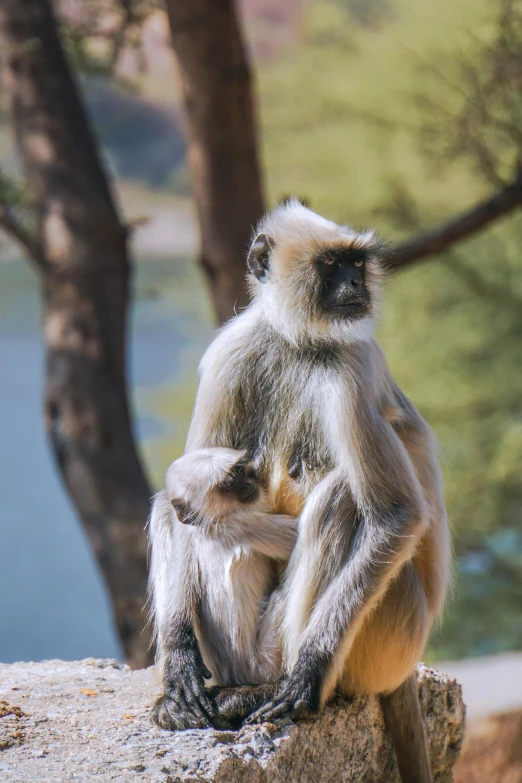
[354,259,364,268]
[234,463,246,474]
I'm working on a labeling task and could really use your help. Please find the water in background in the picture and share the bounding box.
[0,256,213,663]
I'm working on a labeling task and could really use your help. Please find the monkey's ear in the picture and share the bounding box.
[171,498,199,526]
[247,233,273,283]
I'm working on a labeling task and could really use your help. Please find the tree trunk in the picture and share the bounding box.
[0,0,153,667]
[165,0,265,324]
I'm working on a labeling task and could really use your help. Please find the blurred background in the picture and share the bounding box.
[0,0,521,779]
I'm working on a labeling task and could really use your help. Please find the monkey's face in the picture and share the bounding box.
[217,460,260,505]
[247,199,384,343]
[314,246,371,320]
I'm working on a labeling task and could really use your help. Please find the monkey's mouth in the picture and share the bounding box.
[325,300,369,319]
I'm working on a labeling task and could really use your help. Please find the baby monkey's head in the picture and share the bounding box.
[166,448,261,527]
[218,455,260,504]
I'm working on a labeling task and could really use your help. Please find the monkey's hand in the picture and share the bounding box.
[246,661,322,724]
[151,646,217,730]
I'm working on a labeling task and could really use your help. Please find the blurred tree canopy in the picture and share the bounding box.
[253,0,522,658]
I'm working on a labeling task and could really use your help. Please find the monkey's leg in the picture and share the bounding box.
[248,469,425,724]
[249,560,433,782]
[339,562,432,783]
[340,560,429,695]
[380,674,433,783]
[247,473,360,724]
[148,492,218,731]
[206,683,281,729]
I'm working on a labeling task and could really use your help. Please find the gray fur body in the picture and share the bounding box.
[148,200,450,782]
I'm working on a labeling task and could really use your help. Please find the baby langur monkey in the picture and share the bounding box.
[165,447,297,554]
[151,447,298,730]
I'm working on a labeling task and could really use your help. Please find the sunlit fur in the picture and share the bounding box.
[148,201,450,780]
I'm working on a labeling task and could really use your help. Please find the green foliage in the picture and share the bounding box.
[0,169,26,209]
[257,0,483,229]
[60,0,155,79]
[414,0,522,187]
[255,0,522,659]
[337,0,396,29]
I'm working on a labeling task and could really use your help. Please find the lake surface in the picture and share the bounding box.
[0,257,213,663]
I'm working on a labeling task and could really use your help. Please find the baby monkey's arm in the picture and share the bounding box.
[225,510,298,560]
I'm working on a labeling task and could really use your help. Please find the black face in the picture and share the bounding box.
[219,461,260,504]
[315,247,370,319]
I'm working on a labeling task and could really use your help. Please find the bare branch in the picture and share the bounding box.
[387,175,522,269]
[107,0,134,74]
[0,203,45,269]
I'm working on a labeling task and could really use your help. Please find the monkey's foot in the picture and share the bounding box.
[151,660,218,731]
[247,698,316,724]
[152,684,281,732]
[207,683,280,729]
[246,674,320,724]
[151,694,215,730]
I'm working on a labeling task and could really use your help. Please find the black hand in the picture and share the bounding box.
[247,654,325,724]
[152,638,216,730]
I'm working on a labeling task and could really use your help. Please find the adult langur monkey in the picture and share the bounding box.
[148,199,450,783]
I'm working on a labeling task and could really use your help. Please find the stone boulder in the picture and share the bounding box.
[0,659,465,782]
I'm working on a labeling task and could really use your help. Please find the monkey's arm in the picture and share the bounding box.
[148,492,218,730]
[249,392,427,723]
[184,317,250,453]
[219,512,298,560]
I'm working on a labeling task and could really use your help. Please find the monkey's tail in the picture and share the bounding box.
[380,673,433,783]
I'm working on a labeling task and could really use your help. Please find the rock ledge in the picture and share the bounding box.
[0,659,465,782]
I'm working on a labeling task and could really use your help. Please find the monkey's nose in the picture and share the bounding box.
[349,276,361,289]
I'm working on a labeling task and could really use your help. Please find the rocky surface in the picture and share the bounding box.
[0,659,464,783]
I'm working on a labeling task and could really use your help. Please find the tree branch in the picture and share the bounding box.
[388,176,522,270]
[0,203,45,269]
